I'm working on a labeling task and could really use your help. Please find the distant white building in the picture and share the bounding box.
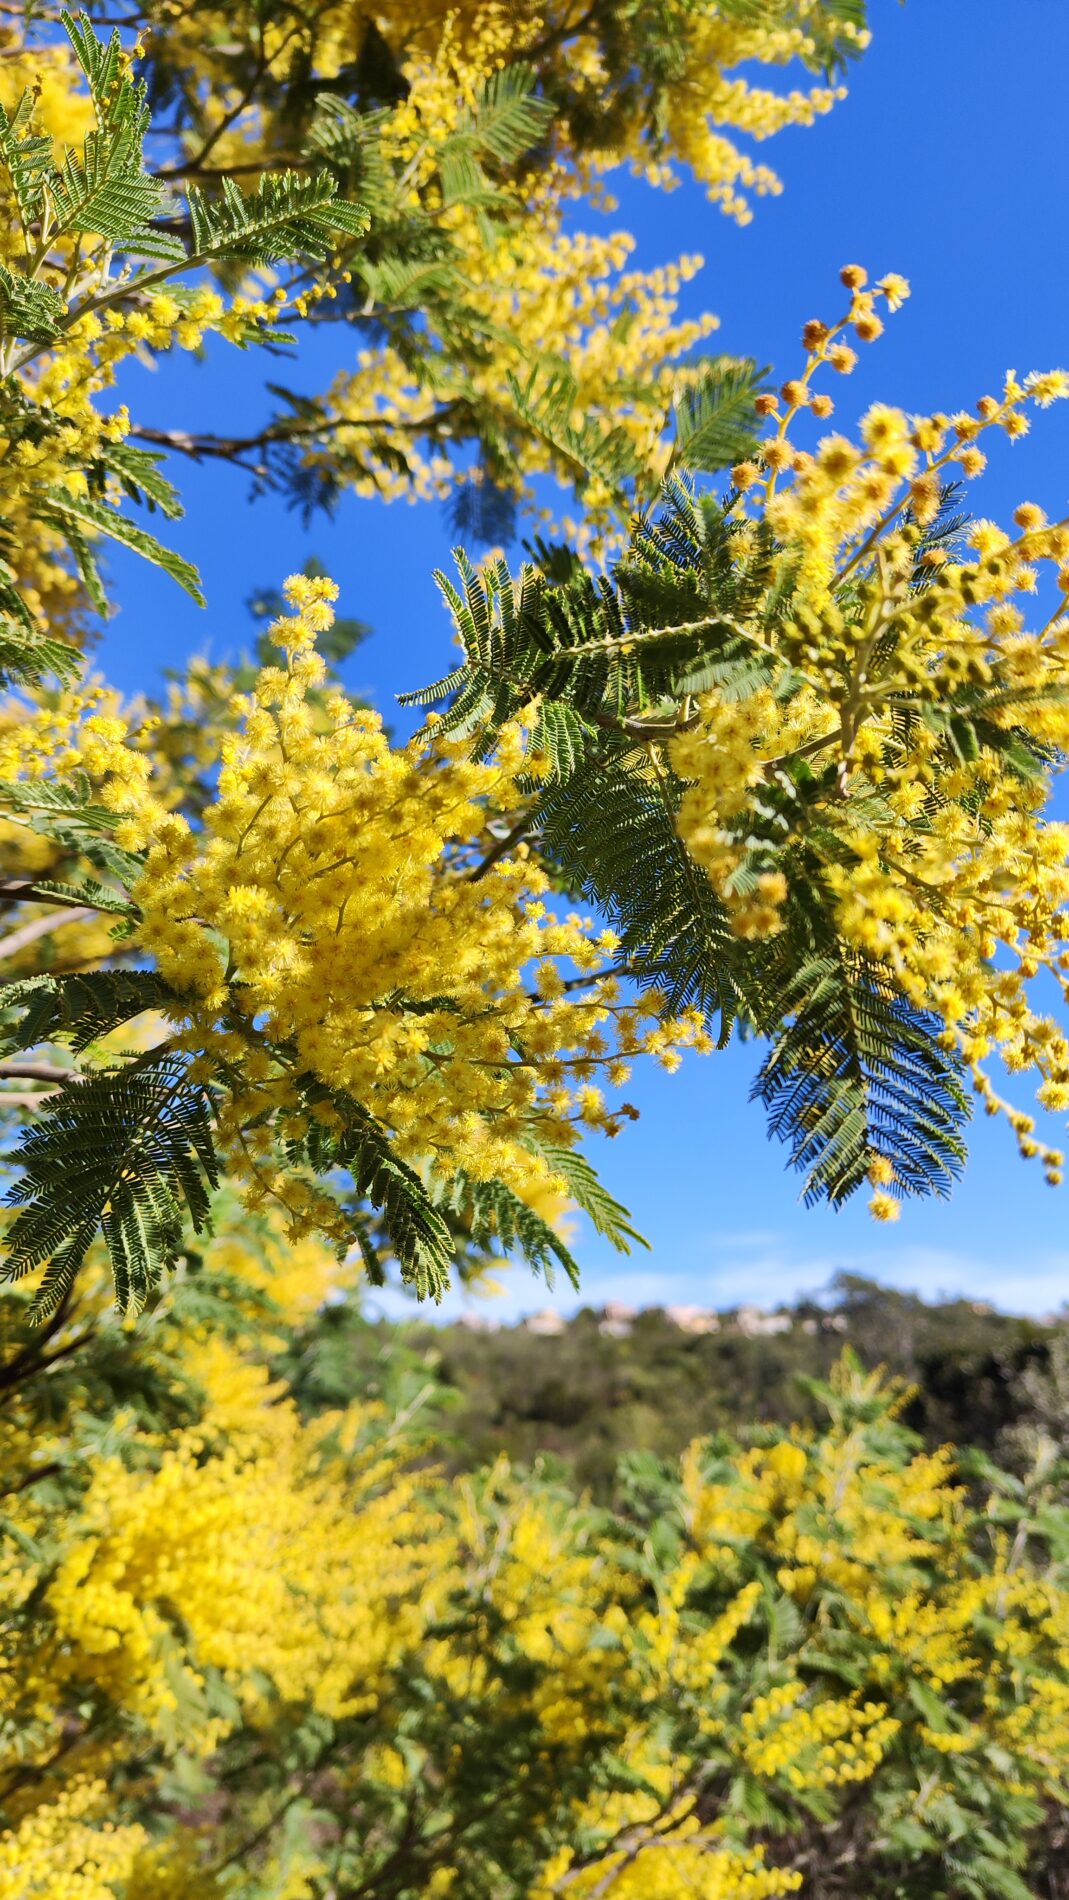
[525,1308,566,1336]
[455,1311,501,1333]
[735,1305,793,1337]
[665,1304,721,1335]
[598,1300,637,1339]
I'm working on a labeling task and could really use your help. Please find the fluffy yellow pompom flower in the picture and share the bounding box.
[27,575,704,1245]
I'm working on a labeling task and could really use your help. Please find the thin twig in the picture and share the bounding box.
[468,817,531,881]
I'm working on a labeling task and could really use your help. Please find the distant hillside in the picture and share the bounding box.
[278,1274,1063,1498]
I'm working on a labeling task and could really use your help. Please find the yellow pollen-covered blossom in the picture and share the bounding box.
[673,271,1069,1192]
[15,575,704,1251]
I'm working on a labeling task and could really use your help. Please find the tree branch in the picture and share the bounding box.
[0,1061,76,1086]
[0,906,93,961]
[129,399,467,464]
[0,1460,63,1496]
[468,817,532,881]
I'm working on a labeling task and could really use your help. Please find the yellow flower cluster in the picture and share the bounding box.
[11,575,706,1242]
[740,1684,899,1787]
[313,13,718,535]
[3,1258,1069,1900]
[154,0,855,223]
[0,51,321,642]
[46,1366,441,1733]
[675,268,1069,1193]
[565,2,856,221]
[0,1777,148,1900]
[0,0,866,636]
[0,1222,437,1898]
[115,1,858,537]
[456,1480,634,1747]
[539,1838,803,1900]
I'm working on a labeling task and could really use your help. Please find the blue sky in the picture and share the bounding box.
[99,0,1069,1319]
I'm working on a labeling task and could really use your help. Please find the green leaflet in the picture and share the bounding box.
[185,172,369,264]
[669,356,768,475]
[0,969,174,1059]
[0,263,66,344]
[431,1170,582,1291]
[531,1144,648,1254]
[42,488,204,604]
[0,621,80,689]
[505,365,641,502]
[3,1054,219,1317]
[751,951,970,1207]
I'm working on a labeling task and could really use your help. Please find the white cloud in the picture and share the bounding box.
[361,1234,1069,1327]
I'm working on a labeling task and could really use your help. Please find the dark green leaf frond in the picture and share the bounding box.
[185,171,369,265]
[464,63,555,167]
[537,749,739,1026]
[432,1171,581,1290]
[0,622,81,690]
[752,952,970,1207]
[297,1091,455,1300]
[0,91,53,229]
[505,365,641,502]
[0,969,177,1058]
[42,488,204,604]
[669,357,767,475]
[3,1055,219,1317]
[532,1144,648,1255]
[0,775,143,885]
[0,263,66,344]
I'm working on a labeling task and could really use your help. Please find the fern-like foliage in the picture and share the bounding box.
[505,365,642,507]
[669,357,768,475]
[404,485,780,750]
[329,1096,456,1301]
[404,473,990,1211]
[536,749,740,1025]
[42,487,205,605]
[432,1172,582,1290]
[0,774,143,886]
[0,944,650,1308]
[275,1085,454,1299]
[429,1140,647,1290]
[184,171,369,264]
[528,1143,648,1254]
[0,262,65,345]
[0,621,80,689]
[2,1055,219,1317]
[0,14,370,639]
[0,969,176,1059]
[751,952,970,1207]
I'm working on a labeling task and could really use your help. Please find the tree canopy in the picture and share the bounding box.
[0,5,1066,1315]
[2,4,1069,1894]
